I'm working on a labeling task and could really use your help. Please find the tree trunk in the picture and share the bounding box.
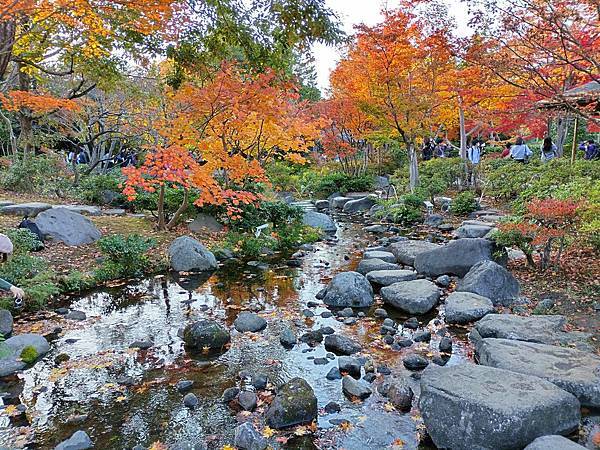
[17,64,34,157]
[408,142,419,191]
[555,116,569,157]
[459,107,468,159]
[166,188,189,229]
[0,19,15,80]
[157,184,166,230]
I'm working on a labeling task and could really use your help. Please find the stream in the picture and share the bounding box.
[1,218,471,449]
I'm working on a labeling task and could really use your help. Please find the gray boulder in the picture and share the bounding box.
[363,250,396,263]
[302,211,336,233]
[169,236,218,272]
[234,422,268,450]
[331,197,353,209]
[477,338,600,408]
[414,238,503,277]
[314,200,329,210]
[265,378,317,429]
[453,223,494,239]
[342,375,372,400]
[280,326,297,347]
[5,333,50,356]
[188,213,224,233]
[471,314,591,350]
[322,272,374,308]
[36,208,101,246]
[183,320,230,352]
[0,202,52,217]
[363,224,386,233]
[343,196,376,214]
[389,240,440,266]
[419,364,581,450]
[54,430,93,450]
[234,311,267,333]
[59,205,102,216]
[0,358,26,377]
[424,214,444,227]
[0,309,13,336]
[381,280,441,315]
[324,334,362,355]
[338,356,362,378]
[456,260,520,306]
[444,292,495,324]
[356,258,399,275]
[375,175,390,189]
[524,435,586,450]
[366,270,417,287]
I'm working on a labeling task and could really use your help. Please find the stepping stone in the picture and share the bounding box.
[453,223,494,239]
[331,197,353,209]
[0,202,52,217]
[419,364,581,450]
[477,338,600,408]
[342,375,372,400]
[389,240,440,266]
[343,196,376,214]
[103,208,126,216]
[58,205,102,216]
[356,258,399,275]
[444,292,495,324]
[363,250,396,263]
[366,270,417,287]
[524,435,586,450]
[381,280,441,315]
[471,314,592,351]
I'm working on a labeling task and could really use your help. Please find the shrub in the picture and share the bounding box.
[452,192,478,216]
[77,170,125,205]
[0,155,70,194]
[60,271,96,294]
[222,231,277,260]
[95,234,156,279]
[265,161,308,193]
[374,197,423,225]
[232,201,303,233]
[274,223,322,252]
[5,229,41,254]
[303,171,374,197]
[19,345,38,364]
[0,254,48,284]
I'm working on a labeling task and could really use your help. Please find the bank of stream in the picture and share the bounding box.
[1,217,471,449]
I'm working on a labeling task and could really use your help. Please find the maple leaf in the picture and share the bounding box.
[294,426,308,436]
[391,438,405,449]
[262,426,276,438]
[339,421,353,432]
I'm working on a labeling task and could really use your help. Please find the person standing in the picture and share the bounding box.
[510,137,532,162]
[421,137,435,161]
[541,137,558,162]
[0,234,25,304]
[467,139,482,164]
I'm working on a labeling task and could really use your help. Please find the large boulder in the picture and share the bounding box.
[477,338,600,408]
[265,378,317,429]
[363,250,396,263]
[302,211,336,233]
[0,333,50,377]
[389,240,440,266]
[419,364,581,450]
[324,334,362,355]
[414,238,503,277]
[331,197,353,209]
[524,435,586,450]
[0,202,52,217]
[453,222,494,239]
[54,430,93,450]
[381,279,441,315]
[471,314,591,350]
[444,292,495,324]
[188,213,224,233]
[169,236,218,272]
[456,260,520,306]
[342,196,377,214]
[356,258,399,275]
[183,320,230,353]
[322,272,374,308]
[35,208,101,246]
[0,309,13,336]
[366,270,417,287]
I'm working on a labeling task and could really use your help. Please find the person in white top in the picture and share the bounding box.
[540,137,558,162]
[510,137,532,162]
[467,139,482,164]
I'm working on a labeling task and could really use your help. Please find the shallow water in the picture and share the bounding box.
[1,220,471,449]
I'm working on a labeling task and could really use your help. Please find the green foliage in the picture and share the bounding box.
[374,195,423,225]
[77,171,126,205]
[232,201,303,232]
[0,254,48,285]
[130,186,198,224]
[21,271,61,310]
[60,271,96,294]
[19,345,38,364]
[4,229,41,254]
[452,192,478,216]
[222,231,277,260]
[265,161,310,193]
[276,224,322,251]
[303,171,374,197]
[0,155,70,194]
[95,234,156,279]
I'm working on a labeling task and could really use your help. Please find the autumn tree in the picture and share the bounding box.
[329,9,453,190]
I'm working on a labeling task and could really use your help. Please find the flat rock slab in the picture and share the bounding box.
[477,338,600,408]
[381,279,441,315]
[472,314,592,350]
[453,224,494,239]
[188,213,224,233]
[389,240,440,266]
[444,291,495,324]
[363,250,396,263]
[331,197,353,209]
[366,270,418,287]
[524,435,586,450]
[356,258,399,275]
[0,202,53,217]
[57,205,102,216]
[419,363,581,450]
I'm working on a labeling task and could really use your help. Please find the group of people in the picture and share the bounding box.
[421,137,452,161]
[66,149,137,168]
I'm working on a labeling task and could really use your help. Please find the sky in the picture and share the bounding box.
[312,0,470,94]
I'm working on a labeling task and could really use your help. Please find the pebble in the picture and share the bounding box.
[302,309,315,318]
[374,308,388,319]
[319,326,335,335]
[344,318,357,325]
[238,391,257,411]
[223,387,240,403]
[251,373,268,390]
[396,338,413,348]
[321,311,333,318]
[363,373,377,383]
[403,317,420,329]
[377,366,392,375]
[176,380,194,392]
[183,393,199,408]
[383,335,394,345]
[324,401,341,413]
[403,354,429,371]
[326,367,342,380]
[439,337,453,353]
[314,357,329,365]
[339,307,354,318]
[413,331,431,342]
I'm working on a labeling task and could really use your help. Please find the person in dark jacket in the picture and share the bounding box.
[0,234,25,303]
[580,140,599,160]
[422,137,435,161]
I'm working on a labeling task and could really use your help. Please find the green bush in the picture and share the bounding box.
[4,229,41,254]
[60,271,96,294]
[232,201,303,233]
[452,192,478,216]
[19,345,38,364]
[303,171,374,197]
[0,254,48,284]
[0,155,70,194]
[265,161,309,193]
[222,231,277,260]
[374,197,423,225]
[77,170,126,205]
[95,234,156,279]
[275,223,322,252]
[130,186,198,224]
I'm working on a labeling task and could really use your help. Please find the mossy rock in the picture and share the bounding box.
[183,320,231,353]
[20,345,39,364]
[265,378,317,429]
